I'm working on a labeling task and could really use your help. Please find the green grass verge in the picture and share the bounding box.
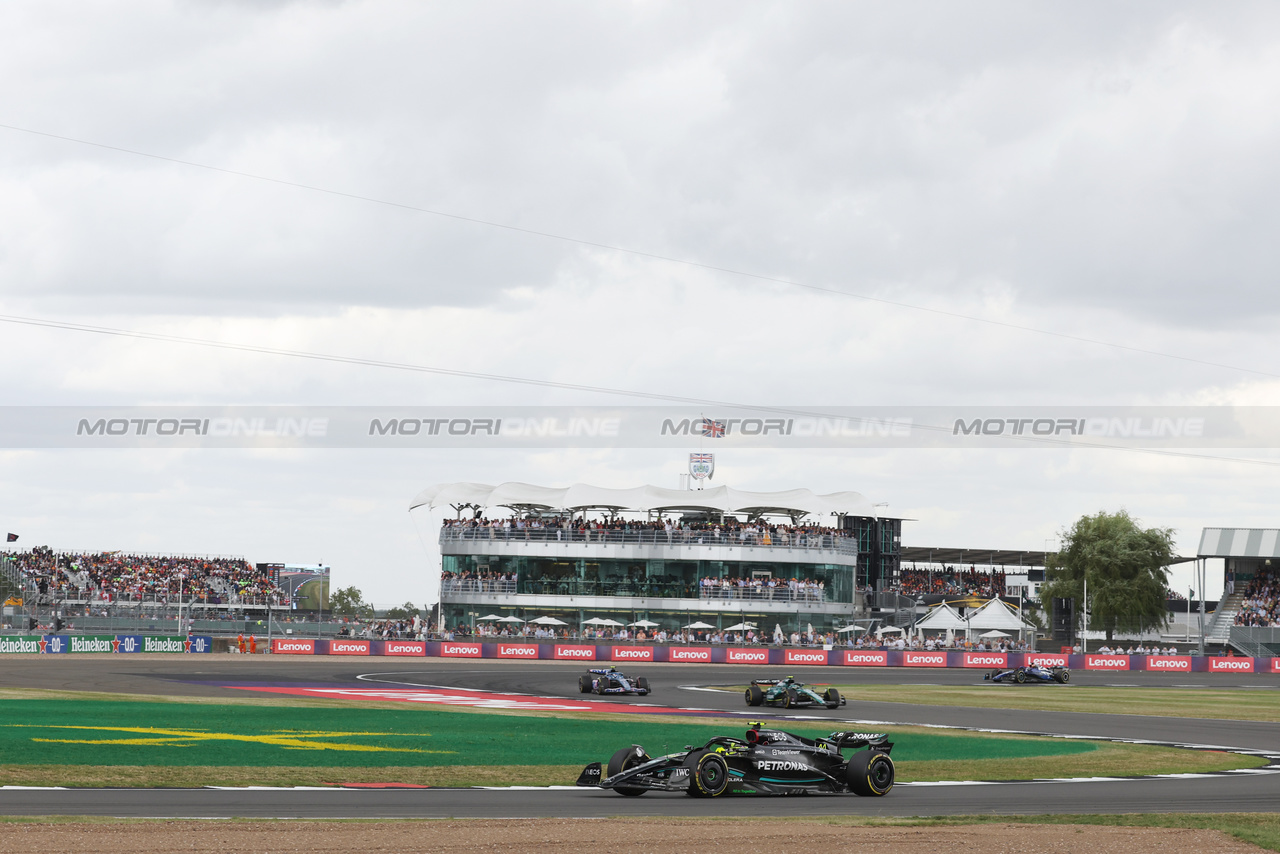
[0,697,1265,788]
[725,683,1280,722]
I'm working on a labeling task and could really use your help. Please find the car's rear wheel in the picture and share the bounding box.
[607,745,649,797]
[745,685,764,706]
[578,675,591,693]
[824,687,841,709]
[1057,669,1070,683]
[847,750,895,796]
[636,677,649,692]
[1014,668,1027,684]
[693,751,730,797]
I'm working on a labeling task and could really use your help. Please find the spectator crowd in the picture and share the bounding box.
[893,566,1008,599]
[1235,569,1280,627]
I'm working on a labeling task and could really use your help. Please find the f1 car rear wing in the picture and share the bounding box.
[826,731,892,751]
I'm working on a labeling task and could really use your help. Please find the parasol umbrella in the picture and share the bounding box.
[529,616,568,626]
[627,619,660,628]
[682,621,715,629]
[496,615,526,623]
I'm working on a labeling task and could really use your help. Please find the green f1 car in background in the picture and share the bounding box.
[745,677,844,709]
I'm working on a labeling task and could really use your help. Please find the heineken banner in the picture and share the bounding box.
[0,634,213,653]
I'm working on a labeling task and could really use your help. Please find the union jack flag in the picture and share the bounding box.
[699,418,725,439]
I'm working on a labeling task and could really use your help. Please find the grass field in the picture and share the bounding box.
[0,693,1265,788]
[828,683,1280,721]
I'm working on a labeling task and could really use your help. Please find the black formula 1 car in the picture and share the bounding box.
[744,677,844,709]
[576,721,894,797]
[579,666,651,695]
[984,664,1070,684]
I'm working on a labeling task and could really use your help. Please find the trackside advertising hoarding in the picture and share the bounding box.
[1209,657,1254,673]
[382,640,425,656]
[902,651,948,667]
[667,647,711,663]
[0,634,212,653]
[842,650,887,666]
[554,644,596,660]
[439,642,482,658]
[1026,653,1068,667]
[963,652,1007,668]
[327,639,371,656]
[272,638,316,655]
[1144,655,1192,672]
[1084,655,1129,670]
[784,649,829,666]
[611,646,654,662]
[725,648,768,664]
[497,643,539,659]
[68,634,114,653]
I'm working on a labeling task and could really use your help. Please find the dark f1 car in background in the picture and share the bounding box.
[984,664,1070,684]
[744,676,844,709]
[576,721,894,797]
[579,666,651,695]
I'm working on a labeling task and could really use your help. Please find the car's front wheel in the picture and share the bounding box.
[606,745,649,797]
[824,687,841,709]
[847,750,895,796]
[745,685,764,706]
[1014,668,1027,684]
[636,677,650,692]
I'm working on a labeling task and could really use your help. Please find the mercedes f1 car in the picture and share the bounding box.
[744,677,845,709]
[576,721,894,797]
[984,664,1070,684]
[579,666,651,695]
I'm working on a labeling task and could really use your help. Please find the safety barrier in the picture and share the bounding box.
[0,634,213,653]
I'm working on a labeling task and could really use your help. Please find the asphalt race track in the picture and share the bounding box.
[2,655,1279,818]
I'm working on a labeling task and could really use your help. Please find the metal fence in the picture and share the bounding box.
[440,577,834,603]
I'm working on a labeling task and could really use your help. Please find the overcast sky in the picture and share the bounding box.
[3,1,1279,604]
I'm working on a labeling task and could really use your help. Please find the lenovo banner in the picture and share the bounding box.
[1026,653,1068,667]
[382,640,425,656]
[1084,654,1129,670]
[903,651,948,667]
[963,652,1007,668]
[497,643,540,659]
[439,642,482,658]
[610,646,654,662]
[725,648,769,664]
[1208,657,1254,673]
[841,650,887,666]
[667,647,712,663]
[272,638,316,655]
[784,649,829,666]
[1271,658,1280,674]
[553,644,597,660]
[1144,655,1191,672]
[328,639,371,656]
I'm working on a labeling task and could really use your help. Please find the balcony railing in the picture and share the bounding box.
[440,526,858,555]
[440,577,836,604]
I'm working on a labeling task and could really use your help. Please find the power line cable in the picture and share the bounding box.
[0,122,1273,381]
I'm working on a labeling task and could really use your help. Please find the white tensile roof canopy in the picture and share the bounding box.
[409,482,880,520]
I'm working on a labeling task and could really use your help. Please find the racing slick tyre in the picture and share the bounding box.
[784,687,800,708]
[579,675,592,694]
[1056,669,1070,683]
[692,751,731,797]
[746,685,764,706]
[596,679,609,695]
[824,687,841,710]
[1014,668,1027,684]
[607,745,650,797]
[636,677,650,693]
[847,750,895,797]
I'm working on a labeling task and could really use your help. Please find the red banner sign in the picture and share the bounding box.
[725,648,769,664]
[554,644,597,660]
[1272,658,1280,674]
[1144,655,1191,671]
[963,652,1007,668]
[1084,654,1130,670]
[271,638,315,655]
[1208,657,1254,673]
[841,650,887,666]
[611,646,654,662]
[667,647,711,663]
[497,643,540,659]
[1025,653,1068,667]
[328,639,370,656]
[903,651,948,667]
[383,640,425,656]
[439,642,482,658]
[784,649,829,666]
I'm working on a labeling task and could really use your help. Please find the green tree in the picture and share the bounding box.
[329,585,372,618]
[384,601,421,620]
[1042,510,1175,644]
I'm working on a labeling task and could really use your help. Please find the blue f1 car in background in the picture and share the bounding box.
[985,664,1070,684]
[579,666,651,695]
